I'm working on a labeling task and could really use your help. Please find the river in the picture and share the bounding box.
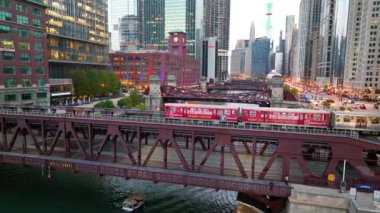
[0,164,238,212]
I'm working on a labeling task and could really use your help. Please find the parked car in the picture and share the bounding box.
[360,104,366,110]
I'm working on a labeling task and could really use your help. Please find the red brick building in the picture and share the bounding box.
[109,32,200,89]
[0,0,49,106]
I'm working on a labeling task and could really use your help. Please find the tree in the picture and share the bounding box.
[117,89,145,109]
[95,100,115,108]
[71,69,121,97]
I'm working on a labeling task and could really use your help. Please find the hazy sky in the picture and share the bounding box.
[230,0,301,50]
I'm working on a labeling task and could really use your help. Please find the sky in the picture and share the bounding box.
[229,0,301,50]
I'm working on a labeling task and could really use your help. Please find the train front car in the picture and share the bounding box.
[241,107,331,128]
[164,103,240,122]
[332,111,380,134]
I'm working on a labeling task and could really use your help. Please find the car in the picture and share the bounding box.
[360,104,366,110]
[374,104,379,109]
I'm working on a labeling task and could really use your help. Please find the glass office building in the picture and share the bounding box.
[251,38,271,78]
[46,0,109,78]
[144,0,196,58]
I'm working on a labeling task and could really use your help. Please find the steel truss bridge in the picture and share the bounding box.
[0,110,379,211]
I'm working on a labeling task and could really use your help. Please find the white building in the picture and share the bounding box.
[230,40,249,76]
[201,37,218,82]
[245,21,255,77]
[284,15,295,76]
[344,0,380,92]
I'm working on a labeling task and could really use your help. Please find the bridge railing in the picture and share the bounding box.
[0,110,359,139]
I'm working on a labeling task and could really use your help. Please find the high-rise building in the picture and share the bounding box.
[119,15,142,52]
[230,40,248,76]
[245,21,255,77]
[143,0,196,58]
[47,0,109,79]
[284,15,295,76]
[109,0,139,52]
[202,37,218,82]
[317,0,350,87]
[289,27,299,79]
[204,0,230,82]
[251,37,271,79]
[344,0,380,92]
[0,0,50,106]
[297,0,322,80]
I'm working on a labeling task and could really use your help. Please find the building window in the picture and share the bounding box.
[35,54,43,62]
[4,78,16,88]
[36,78,45,86]
[36,92,47,98]
[34,31,43,38]
[2,51,14,60]
[35,67,44,74]
[0,24,11,34]
[0,11,12,21]
[21,79,31,87]
[32,19,42,27]
[34,42,43,51]
[0,0,11,7]
[19,42,30,50]
[18,29,29,38]
[20,66,31,75]
[4,94,17,102]
[3,65,15,74]
[20,53,30,62]
[21,93,32,100]
[16,4,28,12]
[32,8,42,16]
[17,15,29,25]
[0,38,14,49]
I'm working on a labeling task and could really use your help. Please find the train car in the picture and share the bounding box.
[241,107,331,127]
[332,111,380,132]
[164,103,241,122]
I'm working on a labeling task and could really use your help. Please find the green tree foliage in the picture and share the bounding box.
[322,99,334,108]
[284,85,300,97]
[71,69,121,97]
[94,100,115,108]
[117,89,145,109]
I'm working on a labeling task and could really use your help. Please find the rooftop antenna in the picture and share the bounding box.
[266,1,273,39]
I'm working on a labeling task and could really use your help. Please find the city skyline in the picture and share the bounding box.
[230,0,301,51]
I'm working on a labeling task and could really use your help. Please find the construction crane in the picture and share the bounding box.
[266,1,273,39]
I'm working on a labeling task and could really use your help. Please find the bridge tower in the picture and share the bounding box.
[145,75,162,111]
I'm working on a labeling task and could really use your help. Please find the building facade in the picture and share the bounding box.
[297,0,322,80]
[201,37,218,82]
[109,0,139,52]
[204,0,230,82]
[251,37,271,79]
[230,39,248,76]
[344,0,380,92]
[284,15,295,76]
[143,0,196,58]
[244,21,255,78]
[0,0,50,106]
[119,15,142,52]
[47,0,109,79]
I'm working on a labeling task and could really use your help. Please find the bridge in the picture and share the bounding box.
[0,110,379,211]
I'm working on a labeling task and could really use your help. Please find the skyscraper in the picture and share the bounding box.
[143,0,196,58]
[0,0,50,106]
[284,15,295,76]
[297,0,322,80]
[119,15,142,52]
[203,0,231,82]
[109,0,139,51]
[344,0,379,92]
[47,0,109,78]
[251,37,271,79]
[230,40,248,76]
[202,37,218,82]
[244,21,255,78]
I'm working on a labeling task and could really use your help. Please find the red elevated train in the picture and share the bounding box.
[164,103,331,128]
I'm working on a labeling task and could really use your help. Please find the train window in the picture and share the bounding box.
[232,110,236,115]
[165,107,170,113]
[304,114,308,119]
[250,111,256,117]
[244,110,248,116]
[336,115,342,122]
[371,117,380,124]
[225,109,230,115]
[313,114,321,121]
[343,116,351,122]
[172,107,176,113]
[323,115,326,121]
